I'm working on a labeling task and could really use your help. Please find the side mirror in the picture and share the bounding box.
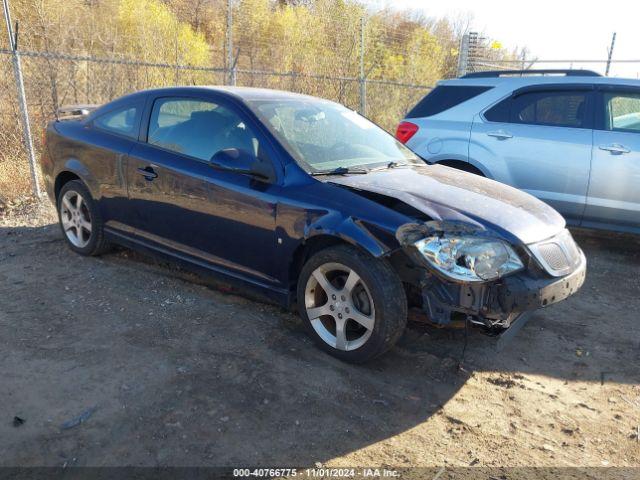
[209,148,275,183]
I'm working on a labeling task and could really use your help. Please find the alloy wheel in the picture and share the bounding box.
[60,190,92,248]
[304,262,375,351]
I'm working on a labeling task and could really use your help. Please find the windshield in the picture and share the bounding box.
[247,98,423,173]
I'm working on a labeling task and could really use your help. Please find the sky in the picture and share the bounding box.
[365,0,640,78]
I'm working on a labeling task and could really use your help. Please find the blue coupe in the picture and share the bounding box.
[40,87,586,362]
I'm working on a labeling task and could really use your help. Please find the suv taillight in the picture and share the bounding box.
[395,121,418,144]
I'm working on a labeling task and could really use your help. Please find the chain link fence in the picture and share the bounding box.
[0,0,448,201]
[456,32,640,77]
[0,50,30,199]
[6,2,634,202]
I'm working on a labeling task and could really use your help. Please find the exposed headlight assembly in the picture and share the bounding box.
[414,235,524,282]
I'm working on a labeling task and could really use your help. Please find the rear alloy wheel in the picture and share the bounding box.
[57,180,110,256]
[297,245,407,363]
[60,190,92,248]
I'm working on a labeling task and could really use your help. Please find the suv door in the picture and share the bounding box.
[469,86,594,225]
[584,87,640,231]
[124,94,283,288]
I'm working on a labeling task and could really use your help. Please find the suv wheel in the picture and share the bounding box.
[57,180,110,256]
[297,245,407,363]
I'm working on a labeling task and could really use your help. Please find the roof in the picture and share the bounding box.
[128,85,328,102]
[440,75,640,89]
[213,86,326,101]
[89,85,337,120]
[461,69,602,78]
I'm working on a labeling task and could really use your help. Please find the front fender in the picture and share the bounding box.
[304,215,400,258]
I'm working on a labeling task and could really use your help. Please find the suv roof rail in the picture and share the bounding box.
[461,69,602,79]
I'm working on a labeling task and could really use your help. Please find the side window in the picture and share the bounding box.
[406,86,492,118]
[484,98,510,122]
[147,97,259,161]
[510,91,590,128]
[604,92,640,133]
[93,105,139,139]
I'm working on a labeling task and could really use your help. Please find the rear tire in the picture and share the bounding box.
[57,180,110,256]
[296,245,407,363]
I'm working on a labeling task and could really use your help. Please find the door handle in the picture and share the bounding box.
[137,166,158,180]
[487,130,513,140]
[599,143,630,155]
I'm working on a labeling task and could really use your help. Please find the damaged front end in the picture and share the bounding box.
[394,220,587,339]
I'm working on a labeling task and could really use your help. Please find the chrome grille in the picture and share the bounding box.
[538,243,570,270]
[529,229,582,277]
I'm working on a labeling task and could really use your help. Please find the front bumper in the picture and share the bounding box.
[494,250,586,316]
[419,249,587,331]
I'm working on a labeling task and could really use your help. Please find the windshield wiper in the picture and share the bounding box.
[368,161,410,172]
[386,161,410,169]
[311,166,370,176]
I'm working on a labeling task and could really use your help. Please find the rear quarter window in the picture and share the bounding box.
[93,105,140,139]
[405,85,492,118]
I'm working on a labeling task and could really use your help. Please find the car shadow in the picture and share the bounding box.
[0,223,638,466]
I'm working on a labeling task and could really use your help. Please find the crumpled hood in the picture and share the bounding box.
[328,164,565,245]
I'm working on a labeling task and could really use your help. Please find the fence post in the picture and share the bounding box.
[457,33,469,77]
[605,32,616,76]
[359,16,366,116]
[174,16,180,85]
[3,0,41,198]
[226,0,236,86]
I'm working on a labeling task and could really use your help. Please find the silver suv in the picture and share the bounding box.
[397,69,640,234]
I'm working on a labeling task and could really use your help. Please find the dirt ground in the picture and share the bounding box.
[1,199,639,470]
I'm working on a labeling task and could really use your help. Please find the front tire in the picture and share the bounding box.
[297,245,407,363]
[57,180,110,256]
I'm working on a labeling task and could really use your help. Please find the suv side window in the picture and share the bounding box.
[604,91,640,133]
[147,97,259,161]
[485,90,592,129]
[511,91,591,128]
[484,98,510,122]
[406,86,492,118]
[93,105,140,139]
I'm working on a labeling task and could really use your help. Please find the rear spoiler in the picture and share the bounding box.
[57,104,100,120]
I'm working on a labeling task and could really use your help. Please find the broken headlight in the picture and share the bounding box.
[414,235,524,282]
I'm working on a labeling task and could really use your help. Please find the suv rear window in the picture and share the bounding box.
[512,91,589,128]
[406,86,492,118]
[485,90,592,128]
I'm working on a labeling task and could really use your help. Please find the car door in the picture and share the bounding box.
[124,94,283,287]
[470,86,594,225]
[82,100,144,227]
[583,87,640,231]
